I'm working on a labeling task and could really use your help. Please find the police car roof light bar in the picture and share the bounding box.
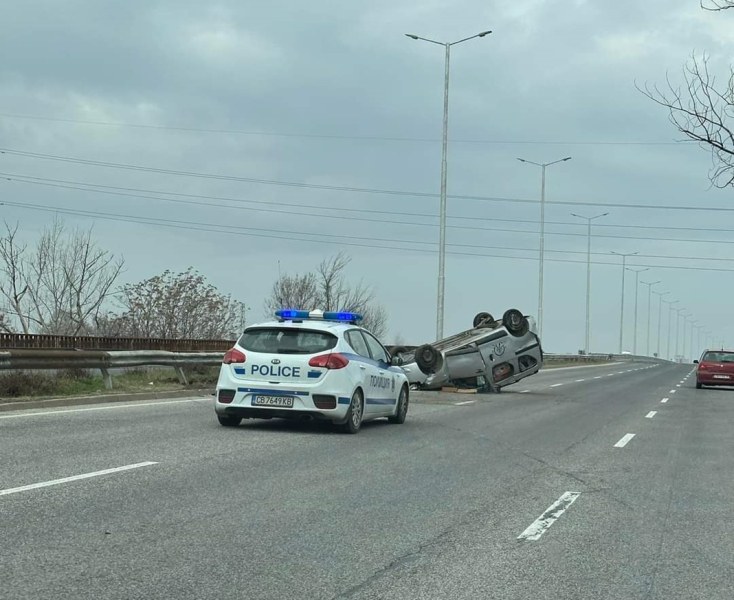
[275,309,363,323]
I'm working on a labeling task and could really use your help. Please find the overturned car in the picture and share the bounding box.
[396,309,543,392]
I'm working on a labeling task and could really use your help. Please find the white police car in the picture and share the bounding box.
[215,309,410,433]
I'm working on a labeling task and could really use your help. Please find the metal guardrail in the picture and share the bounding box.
[0,333,235,352]
[0,349,224,390]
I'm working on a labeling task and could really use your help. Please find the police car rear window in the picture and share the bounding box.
[239,328,338,355]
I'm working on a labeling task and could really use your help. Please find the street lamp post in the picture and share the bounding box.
[687,319,697,362]
[626,267,649,355]
[517,156,572,339]
[610,251,639,354]
[571,212,608,354]
[684,317,695,362]
[641,280,661,357]
[405,30,492,340]
[676,308,690,361]
[665,299,678,360]
[653,290,669,358]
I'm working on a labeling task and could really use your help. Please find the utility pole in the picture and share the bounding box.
[571,212,608,354]
[626,267,649,355]
[610,251,639,354]
[653,290,669,358]
[665,300,678,360]
[641,280,660,356]
[517,156,572,339]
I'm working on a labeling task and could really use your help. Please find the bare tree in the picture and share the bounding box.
[640,54,734,187]
[0,312,13,333]
[641,3,734,187]
[113,268,245,339]
[265,252,388,338]
[264,272,320,315]
[701,0,734,10]
[0,223,31,333]
[0,219,123,334]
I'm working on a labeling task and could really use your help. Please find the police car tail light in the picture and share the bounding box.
[223,348,247,364]
[308,352,349,370]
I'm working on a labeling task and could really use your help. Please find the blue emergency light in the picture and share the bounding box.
[275,309,363,323]
[323,311,363,322]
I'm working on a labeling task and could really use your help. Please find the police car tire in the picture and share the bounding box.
[388,385,409,424]
[473,312,495,328]
[340,389,364,434]
[217,414,242,427]
[415,344,443,375]
[503,309,529,337]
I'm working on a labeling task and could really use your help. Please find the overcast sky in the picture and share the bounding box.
[1,0,732,356]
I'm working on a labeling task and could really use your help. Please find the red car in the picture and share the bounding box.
[695,350,734,389]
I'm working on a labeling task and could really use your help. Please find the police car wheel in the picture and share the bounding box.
[473,312,495,328]
[502,309,529,337]
[340,389,364,434]
[217,414,242,427]
[388,385,409,424]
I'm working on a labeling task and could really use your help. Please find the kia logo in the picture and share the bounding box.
[271,358,281,364]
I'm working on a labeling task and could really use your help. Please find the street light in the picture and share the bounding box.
[664,299,678,360]
[610,251,638,354]
[571,212,608,354]
[405,29,492,340]
[652,290,669,358]
[641,280,661,357]
[517,156,572,338]
[685,317,696,361]
[626,267,649,355]
[675,308,690,361]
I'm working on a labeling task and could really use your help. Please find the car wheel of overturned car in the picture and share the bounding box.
[340,389,364,434]
[415,344,444,375]
[217,414,242,427]
[388,385,409,424]
[473,312,495,328]
[502,309,529,337]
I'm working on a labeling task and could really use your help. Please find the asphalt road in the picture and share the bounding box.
[2,360,732,600]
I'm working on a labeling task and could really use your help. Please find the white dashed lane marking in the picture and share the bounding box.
[517,491,581,542]
[614,433,636,448]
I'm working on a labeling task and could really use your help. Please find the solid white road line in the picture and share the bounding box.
[614,433,636,448]
[661,397,669,403]
[550,383,564,388]
[0,462,159,497]
[646,411,657,419]
[0,398,210,420]
[517,491,581,542]
[454,400,476,406]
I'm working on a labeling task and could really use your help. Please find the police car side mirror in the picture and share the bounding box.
[693,360,699,364]
[391,354,404,367]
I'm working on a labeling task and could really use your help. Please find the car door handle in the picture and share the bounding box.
[360,365,367,370]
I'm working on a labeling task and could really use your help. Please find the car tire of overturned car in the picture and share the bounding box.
[502,309,529,337]
[415,344,444,375]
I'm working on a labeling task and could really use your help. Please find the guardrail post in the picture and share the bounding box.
[175,367,189,386]
[100,368,113,390]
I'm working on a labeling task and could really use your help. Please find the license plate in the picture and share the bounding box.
[713,375,730,380]
[252,395,295,408]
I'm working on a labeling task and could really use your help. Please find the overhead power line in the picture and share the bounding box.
[5,199,734,272]
[0,112,694,146]
[1,147,733,213]
[5,171,734,235]
[3,175,734,247]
